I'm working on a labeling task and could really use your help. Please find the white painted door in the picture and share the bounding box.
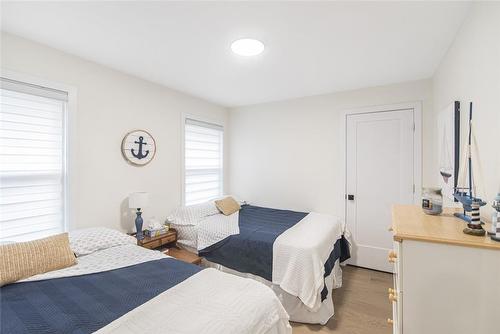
[346,109,415,272]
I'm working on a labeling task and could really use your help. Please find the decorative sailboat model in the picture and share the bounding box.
[453,102,487,236]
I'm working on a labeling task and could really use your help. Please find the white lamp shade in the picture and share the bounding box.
[129,192,149,209]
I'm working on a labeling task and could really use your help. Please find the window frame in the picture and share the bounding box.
[181,113,225,206]
[1,69,77,235]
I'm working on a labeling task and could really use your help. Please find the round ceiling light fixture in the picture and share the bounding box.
[231,38,265,56]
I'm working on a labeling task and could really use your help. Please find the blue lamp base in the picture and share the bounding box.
[135,209,144,240]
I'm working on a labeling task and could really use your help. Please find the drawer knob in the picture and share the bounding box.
[387,318,394,325]
[388,250,397,258]
[389,293,398,302]
[388,288,395,294]
[388,257,396,263]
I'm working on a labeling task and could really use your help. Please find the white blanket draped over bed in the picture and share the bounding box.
[273,212,345,310]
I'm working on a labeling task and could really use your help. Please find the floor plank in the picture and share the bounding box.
[292,265,393,334]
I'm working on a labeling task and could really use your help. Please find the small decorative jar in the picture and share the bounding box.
[422,187,443,215]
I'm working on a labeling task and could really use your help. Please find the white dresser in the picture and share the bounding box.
[389,205,500,334]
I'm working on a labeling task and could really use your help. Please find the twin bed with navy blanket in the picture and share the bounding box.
[170,202,351,325]
[1,230,291,334]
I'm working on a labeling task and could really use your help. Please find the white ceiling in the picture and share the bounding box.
[1,1,470,107]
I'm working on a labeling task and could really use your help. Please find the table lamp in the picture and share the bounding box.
[129,192,149,240]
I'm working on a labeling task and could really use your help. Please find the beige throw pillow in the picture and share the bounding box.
[0,233,76,286]
[215,197,241,216]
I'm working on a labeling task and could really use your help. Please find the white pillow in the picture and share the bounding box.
[69,227,136,257]
[167,201,219,226]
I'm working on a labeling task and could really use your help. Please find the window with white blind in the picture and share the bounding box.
[184,118,223,206]
[0,78,68,242]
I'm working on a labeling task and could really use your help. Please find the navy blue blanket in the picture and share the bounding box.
[200,205,350,301]
[1,258,202,334]
[200,205,308,281]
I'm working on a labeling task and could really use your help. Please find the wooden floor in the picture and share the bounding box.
[292,265,393,334]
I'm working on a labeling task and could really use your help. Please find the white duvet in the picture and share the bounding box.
[19,244,291,334]
[273,212,345,310]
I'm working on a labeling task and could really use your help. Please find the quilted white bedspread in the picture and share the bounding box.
[20,244,166,282]
[96,268,291,334]
[196,211,240,250]
[273,212,345,310]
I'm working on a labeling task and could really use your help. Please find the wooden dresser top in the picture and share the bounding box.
[391,205,500,250]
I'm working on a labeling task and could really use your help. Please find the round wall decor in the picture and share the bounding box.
[121,130,156,166]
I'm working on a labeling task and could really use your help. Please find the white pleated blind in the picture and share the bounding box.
[0,78,68,242]
[184,118,223,206]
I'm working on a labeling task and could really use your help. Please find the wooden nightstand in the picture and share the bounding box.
[132,229,177,250]
[164,247,202,265]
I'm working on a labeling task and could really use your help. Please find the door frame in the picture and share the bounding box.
[342,101,423,226]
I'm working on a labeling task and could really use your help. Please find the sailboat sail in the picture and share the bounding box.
[456,121,486,200]
[470,122,487,200]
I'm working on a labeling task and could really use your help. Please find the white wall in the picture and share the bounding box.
[228,79,433,216]
[229,2,499,220]
[1,32,229,232]
[433,2,500,218]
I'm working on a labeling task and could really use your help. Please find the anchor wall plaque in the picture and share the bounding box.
[121,130,156,166]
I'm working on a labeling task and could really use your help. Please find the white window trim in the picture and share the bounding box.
[1,68,78,232]
[180,113,225,206]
